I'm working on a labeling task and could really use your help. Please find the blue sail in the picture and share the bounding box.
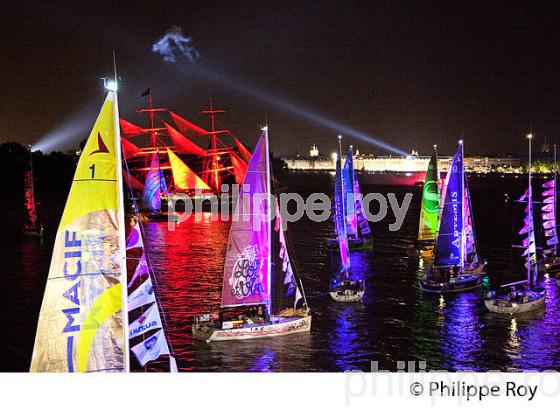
[141,151,168,212]
[335,154,351,271]
[434,143,464,267]
[342,148,357,237]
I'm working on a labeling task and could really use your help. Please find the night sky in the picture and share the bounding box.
[2,0,560,156]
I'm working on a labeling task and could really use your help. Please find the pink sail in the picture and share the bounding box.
[221,131,270,308]
[543,180,555,188]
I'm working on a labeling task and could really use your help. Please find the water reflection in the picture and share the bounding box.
[5,174,560,371]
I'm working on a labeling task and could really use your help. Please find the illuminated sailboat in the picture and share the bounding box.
[30,76,176,372]
[22,145,43,237]
[327,145,372,251]
[141,150,170,221]
[329,136,365,302]
[542,144,560,274]
[485,134,546,314]
[420,140,485,293]
[417,145,440,252]
[192,127,311,342]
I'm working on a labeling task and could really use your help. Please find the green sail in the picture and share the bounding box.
[418,149,440,242]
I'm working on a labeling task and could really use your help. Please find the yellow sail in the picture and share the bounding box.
[167,148,210,191]
[30,91,128,372]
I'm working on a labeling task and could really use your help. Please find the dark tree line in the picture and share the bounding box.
[0,142,77,194]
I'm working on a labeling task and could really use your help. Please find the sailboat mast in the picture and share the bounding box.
[112,53,130,372]
[264,126,272,315]
[528,133,533,287]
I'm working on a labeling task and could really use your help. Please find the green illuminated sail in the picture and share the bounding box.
[418,148,440,242]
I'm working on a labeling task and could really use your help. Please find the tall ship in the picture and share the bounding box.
[120,94,252,211]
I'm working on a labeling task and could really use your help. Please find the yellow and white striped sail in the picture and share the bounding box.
[30,91,128,372]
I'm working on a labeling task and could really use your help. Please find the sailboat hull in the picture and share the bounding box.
[329,290,364,302]
[192,315,311,342]
[419,273,482,293]
[21,226,43,237]
[485,291,546,314]
[329,279,365,302]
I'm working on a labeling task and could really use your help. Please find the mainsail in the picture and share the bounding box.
[434,142,464,268]
[166,148,210,191]
[30,91,129,372]
[418,148,440,242]
[141,151,168,212]
[221,130,271,308]
[343,147,357,237]
[334,144,351,273]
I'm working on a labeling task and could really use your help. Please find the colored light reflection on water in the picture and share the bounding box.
[3,173,560,371]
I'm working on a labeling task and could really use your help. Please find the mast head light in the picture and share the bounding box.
[527,133,533,139]
[105,79,118,92]
[261,125,268,132]
[458,139,464,145]
[337,134,342,140]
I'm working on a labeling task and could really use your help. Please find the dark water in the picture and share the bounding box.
[2,173,560,372]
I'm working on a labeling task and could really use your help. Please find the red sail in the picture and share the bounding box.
[123,170,145,191]
[24,170,38,228]
[163,121,205,155]
[168,111,207,137]
[119,118,146,137]
[234,137,252,162]
[230,151,248,185]
[121,137,140,159]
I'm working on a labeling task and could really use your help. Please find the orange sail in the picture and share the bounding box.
[167,148,210,191]
[163,121,205,155]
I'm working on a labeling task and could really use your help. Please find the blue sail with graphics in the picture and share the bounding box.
[342,148,357,236]
[141,151,168,212]
[434,143,464,267]
[335,153,351,272]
